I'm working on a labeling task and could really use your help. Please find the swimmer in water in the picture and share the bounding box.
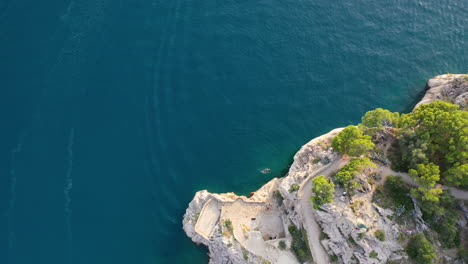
[261,168,271,174]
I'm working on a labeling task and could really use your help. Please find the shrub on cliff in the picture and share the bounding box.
[372,175,414,211]
[389,130,429,172]
[289,184,300,193]
[409,163,443,215]
[278,240,286,250]
[311,175,335,209]
[398,101,468,187]
[334,158,376,192]
[374,230,385,241]
[288,225,313,263]
[361,108,400,128]
[406,234,437,264]
[428,191,460,248]
[332,126,375,156]
[223,219,233,232]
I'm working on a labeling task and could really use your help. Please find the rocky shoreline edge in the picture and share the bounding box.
[183,74,468,264]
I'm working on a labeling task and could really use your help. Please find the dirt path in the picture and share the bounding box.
[295,159,468,264]
[378,167,468,200]
[297,160,468,264]
[297,158,344,264]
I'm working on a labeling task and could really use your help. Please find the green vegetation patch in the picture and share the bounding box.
[242,247,249,260]
[406,233,437,264]
[430,191,461,248]
[358,232,365,240]
[347,235,357,246]
[223,219,233,232]
[374,230,385,241]
[332,125,375,156]
[278,240,286,250]
[372,175,414,212]
[334,158,376,193]
[459,245,468,262]
[275,191,284,207]
[361,108,400,129]
[289,184,300,193]
[395,101,468,188]
[288,225,313,263]
[311,175,335,209]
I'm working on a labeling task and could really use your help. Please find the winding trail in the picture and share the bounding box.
[296,158,468,264]
[297,157,344,264]
[378,167,468,200]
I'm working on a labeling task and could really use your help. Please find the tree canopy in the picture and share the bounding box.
[406,234,437,264]
[390,130,429,171]
[332,126,375,156]
[361,108,400,128]
[335,158,376,192]
[399,101,468,184]
[409,163,443,212]
[445,163,468,187]
[409,163,440,188]
[389,101,468,187]
[311,175,335,209]
[360,101,466,249]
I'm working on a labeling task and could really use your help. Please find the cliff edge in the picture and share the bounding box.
[183,74,468,264]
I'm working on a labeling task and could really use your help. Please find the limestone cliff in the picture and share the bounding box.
[183,74,468,264]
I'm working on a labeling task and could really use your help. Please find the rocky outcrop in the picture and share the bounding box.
[315,191,406,264]
[183,74,468,264]
[415,74,468,109]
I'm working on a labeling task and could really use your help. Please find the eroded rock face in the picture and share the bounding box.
[314,192,406,264]
[415,74,468,109]
[182,74,468,264]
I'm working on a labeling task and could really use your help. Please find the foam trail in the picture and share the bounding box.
[7,135,24,255]
[64,128,74,264]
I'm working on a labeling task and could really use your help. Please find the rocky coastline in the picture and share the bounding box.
[183,74,468,264]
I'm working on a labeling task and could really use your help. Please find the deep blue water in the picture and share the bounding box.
[0,0,466,263]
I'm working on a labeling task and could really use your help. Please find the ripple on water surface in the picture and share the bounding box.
[1,0,466,263]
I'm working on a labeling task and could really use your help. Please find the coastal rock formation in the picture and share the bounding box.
[415,74,468,109]
[183,74,468,264]
[183,129,341,264]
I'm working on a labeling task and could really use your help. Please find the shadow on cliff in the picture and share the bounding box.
[402,80,430,113]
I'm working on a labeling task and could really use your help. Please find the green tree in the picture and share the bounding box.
[429,190,461,248]
[332,126,375,156]
[406,234,437,264]
[361,108,400,128]
[411,187,443,204]
[311,176,335,209]
[390,130,429,171]
[445,163,468,187]
[409,163,443,214]
[399,101,468,179]
[278,240,286,250]
[374,230,385,241]
[409,163,440,188]
[374,175,414,210]
[335,158,376,192]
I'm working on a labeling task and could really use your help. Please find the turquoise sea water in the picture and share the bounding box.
[1,0,466,263]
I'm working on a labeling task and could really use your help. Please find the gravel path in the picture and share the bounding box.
[297,158,344,264]
[378,167,468,200]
